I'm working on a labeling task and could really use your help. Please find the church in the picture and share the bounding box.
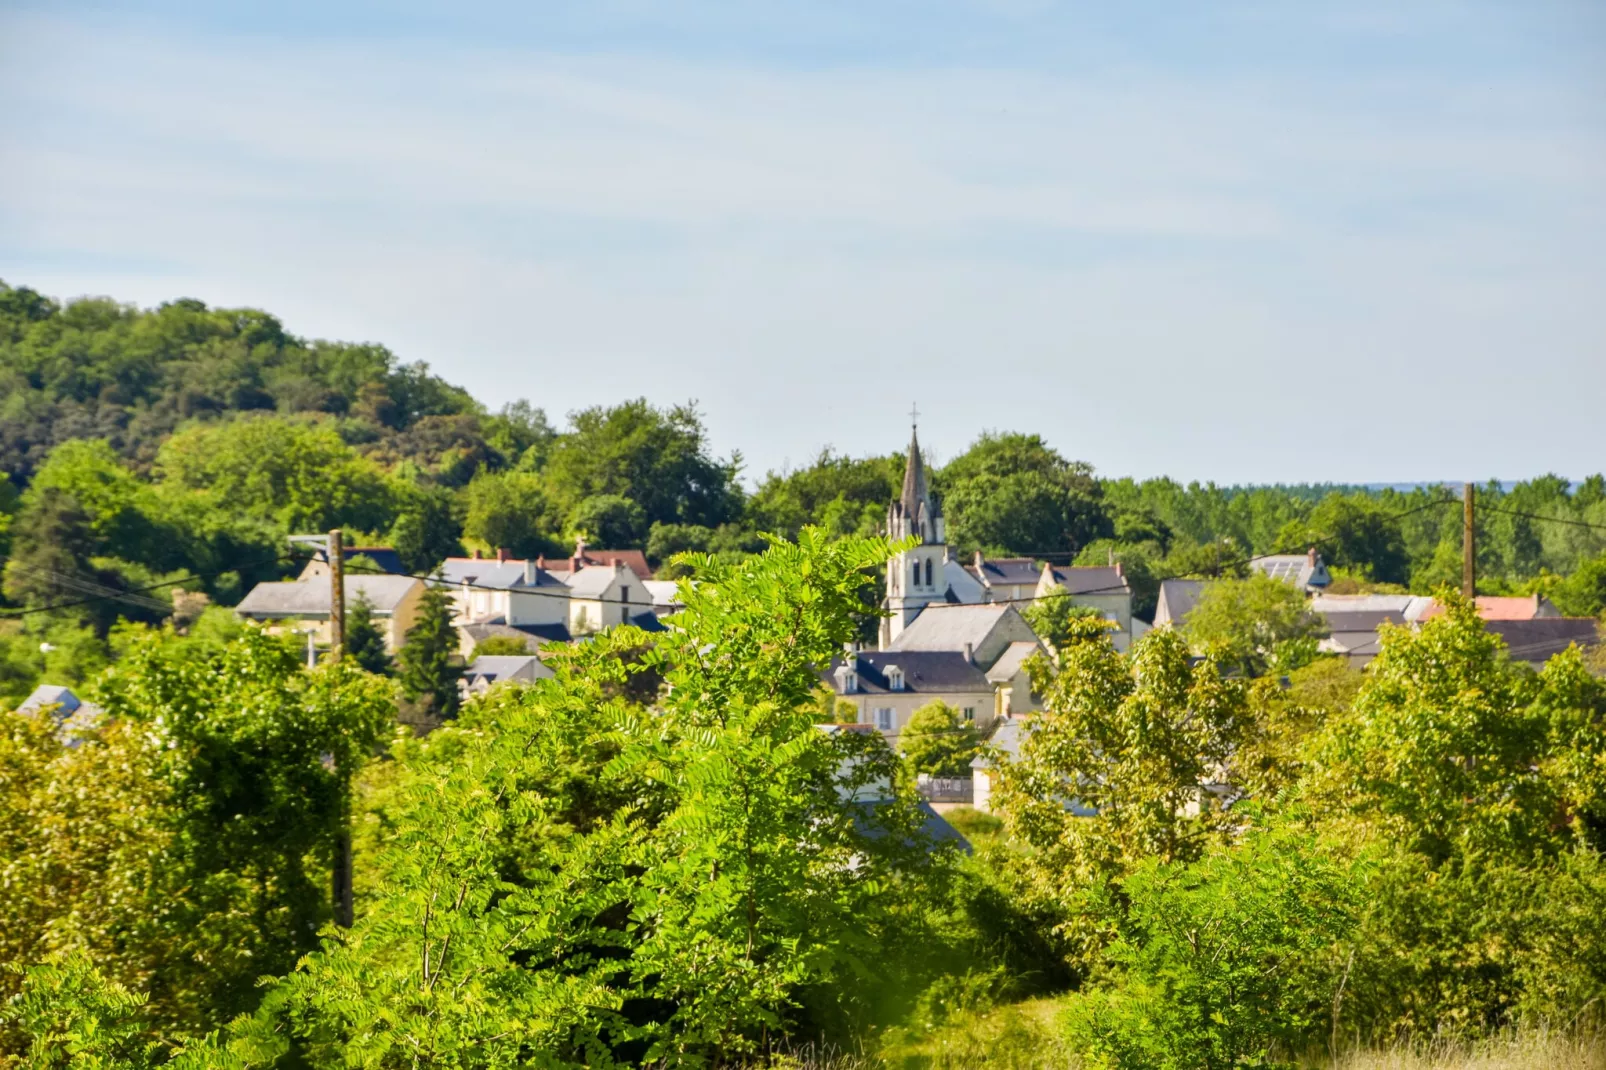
[878,422,1138,651]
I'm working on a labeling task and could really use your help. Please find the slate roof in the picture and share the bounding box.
[1155,579,1208,626]
[972,716,1032,770]
[438,559,568,590]
[459,620,572,649]
[1250,554,1331,589]
[826,651,992,695]
[968,557,1041,587]
[1489,618,1599,663]
[1044,564,1128,596]
[237,575,420,617]
[1311,594,1435,622]
[464,654,551,685]
[565,565,627,598]
[643,580,683,608]
[851,800,971,854]
[985,640,1044,683]
[886,603,1032,655]
[343,547,406,574]
[1320,610,1408,633]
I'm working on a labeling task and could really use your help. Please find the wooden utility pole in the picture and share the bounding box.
[327,529,354,928]
[328,529,346,662]
[1462,483,1476,599]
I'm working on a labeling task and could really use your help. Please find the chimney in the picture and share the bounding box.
[974,550,984,572]
[1307,546,1318,566]
[497,547,509,563]
[962,641,974,665]
[536,555,546,569]
[1114,560,1124,580]
[472,548,482,560]
[525,558,538,585]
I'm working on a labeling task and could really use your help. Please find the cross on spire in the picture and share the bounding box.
[909,402,920,428]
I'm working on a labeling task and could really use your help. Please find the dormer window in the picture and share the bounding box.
[886,665,905,692]
[834,664,857,694]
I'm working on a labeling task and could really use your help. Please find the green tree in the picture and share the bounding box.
[1183,574,1324,677]
[344,592,391,675]
[567,493,647,547]
[388,483,462,572]
[1276,494,1410,585]
[543,399,743,531]
[396,579,463,719]
[0,629,393,1043]
[995,628,1257,968]
[203,530,941,1066]
[155,416,395,535]
[1552,550,1606,618]
[938,433,1110,557]
[460,470,561,559]
[1067,825,1360,1070]
[1022,594,1107,655]
[899,700,982,778]
[746,449,901,540]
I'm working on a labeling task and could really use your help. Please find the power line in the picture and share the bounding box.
[1478,504,1606,535]
[0,553,302,618]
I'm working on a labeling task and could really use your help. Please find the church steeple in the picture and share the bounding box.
[900,426,930,518]
[882,411,949,646]
[887,417,942,546]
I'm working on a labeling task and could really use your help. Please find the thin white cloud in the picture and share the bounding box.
[1,9,1603,483]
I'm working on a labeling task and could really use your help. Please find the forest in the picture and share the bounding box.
[3,282,1606,1068]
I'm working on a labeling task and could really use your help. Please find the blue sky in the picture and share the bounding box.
[2,1,1603,485]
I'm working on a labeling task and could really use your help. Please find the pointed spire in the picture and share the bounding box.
[900,425,929,516]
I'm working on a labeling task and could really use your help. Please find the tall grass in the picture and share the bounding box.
[777,1009,1606,1070]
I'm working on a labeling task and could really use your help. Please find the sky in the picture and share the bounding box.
[2,1,1604,486]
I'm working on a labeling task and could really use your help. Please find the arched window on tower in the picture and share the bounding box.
[911,560,921,588]
[925,559,933,587]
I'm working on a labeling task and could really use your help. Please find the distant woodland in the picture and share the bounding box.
[3,279,1605,700]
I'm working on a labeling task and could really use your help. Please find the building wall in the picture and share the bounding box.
[838,690,995,741]
[568,573,655,635]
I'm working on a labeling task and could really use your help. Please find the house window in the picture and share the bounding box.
[912,560,921,588]
[875,707,893,731]
[620,585,629,602]
[962,707,975,722]
[924,559,933,587]
[886,665,904,691]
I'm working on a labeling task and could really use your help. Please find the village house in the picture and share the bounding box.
[461,653,554,697]
[235,573,426,651]
[823,650,995,738]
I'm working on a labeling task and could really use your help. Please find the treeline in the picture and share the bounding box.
[2,537,1604,1067]
[3,280,1606,702]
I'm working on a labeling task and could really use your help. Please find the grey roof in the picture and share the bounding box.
[18,684,99,720]
[1251,554,1331,589]
[1046,565,1129,596]
[1489,618,1599,664]
[970,557,1041,587]
[438,558,568,590]
[972,716,1032,769]
[1155,579,1208,625]
[1319,610,1407,634]
[851,799,971,855]
[237,575,420,617]
[460,620,572,648]
[565,564,626,598]
[827,651,992,695]
[465,654,551,685]
[1311,594,1434,621]
[643,580,683,608]
[985,640,1044,683]
[887,603,1033,655]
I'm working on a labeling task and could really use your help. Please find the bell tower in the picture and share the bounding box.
[882,410,947,646]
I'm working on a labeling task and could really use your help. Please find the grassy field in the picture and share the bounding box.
[846,994,1606,1070]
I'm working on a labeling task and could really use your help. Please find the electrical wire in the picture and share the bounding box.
[1477,504,1606,535]
[0,553,303,618]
